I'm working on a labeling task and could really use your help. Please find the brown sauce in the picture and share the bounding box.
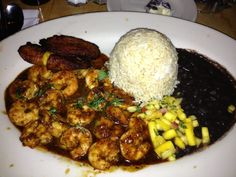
[4,48,236,168]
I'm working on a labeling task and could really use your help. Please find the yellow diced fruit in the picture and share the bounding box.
[145,103,156,111]
[189,115,197,120]
[146,111,162,120]
[156,119,170,131]
[174,98,182,105]
[145,100,160,110]
[185,123,196,146]
[195,137,202,147]
[185,118,192,123]
[177,110,186,121]
[177,130,187,144]
[166,96,175,104]
[148,121,158,141]
[145,109,154,116]
[163,129,177,140]
[152,100,160,109]
[161,118,172,126]
[164,111,177,121]
[127,106,138,112]
[228,105,235,114]
[168,155,176,161]
[192,120,199,127]
[202,127,210,144]
[148,121,166,148]
[174,137,185,149]
[154,136,166,148]
[155,141,176,159]
[137,113,146,119]
[180,135,188,145]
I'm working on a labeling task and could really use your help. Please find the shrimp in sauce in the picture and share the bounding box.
[66,104,95,126]
[59,127,92,159]
[92,116,124,140]
[8,80,39,101]
[120,117,151,161]
[28,65,52,86]
[88,139,120,170]
[50,70,78,97]
[8,100,39,126]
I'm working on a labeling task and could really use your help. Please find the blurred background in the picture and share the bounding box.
[1,0,236,40]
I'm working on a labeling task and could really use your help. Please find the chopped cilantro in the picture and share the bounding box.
[15,88,23,99]
[49,107,57,115]
[35,84,53,97]
[154,128,159,136]
[75,100,83,109]
[110,97,123,106]
[98,70,108,81]
[75,124,88,133]
[179,121,187,129]
[136,105,142,112]
[88,95,105,110]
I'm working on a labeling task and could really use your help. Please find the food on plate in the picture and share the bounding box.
[146,0,173,16]
[39,35,101,60]
[18,42,88,70]
[4,30,236,171]
[18,36,105,71]
[109,28,178,103]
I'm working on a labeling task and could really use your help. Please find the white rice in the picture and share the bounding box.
[108,28,178,103]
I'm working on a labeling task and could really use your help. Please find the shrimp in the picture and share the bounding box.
[128,116,147,131]
[39,89,65,113]
[120,129,151,161]
[39,110,68,138]
[66,104,95,126]
[84,69,99,89]
[20,119,52,148]
[92,116,124,140]
[28,65,52,86]
[50,70,78,97]
[119,117,151,161]
[59,127,92,159]
[49,121,68,138]
[88,139,120,170]
[8,80,39,101]
[106,106,129,125]
[81,68,111,90]
[8,100,39,126]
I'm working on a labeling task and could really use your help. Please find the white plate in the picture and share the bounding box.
[0,12,236,177]
[107,0,197,22]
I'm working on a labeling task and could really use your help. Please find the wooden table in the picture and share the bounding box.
[3,0,236,39]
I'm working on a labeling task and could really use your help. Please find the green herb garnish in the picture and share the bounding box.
[35,84,53,97]
[49,107,57,116]
[179,121,187,129]
[88,95,105,110]
[110,97,124,106]
[154,128,159,136]
[98,70,108,81]
[75,99,83,109]
[75,124,88,133]
[15,88,24,99]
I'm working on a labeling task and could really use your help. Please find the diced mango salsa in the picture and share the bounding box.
[134,96,211,161]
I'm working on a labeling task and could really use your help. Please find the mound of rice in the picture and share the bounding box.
[108,28,178,103]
